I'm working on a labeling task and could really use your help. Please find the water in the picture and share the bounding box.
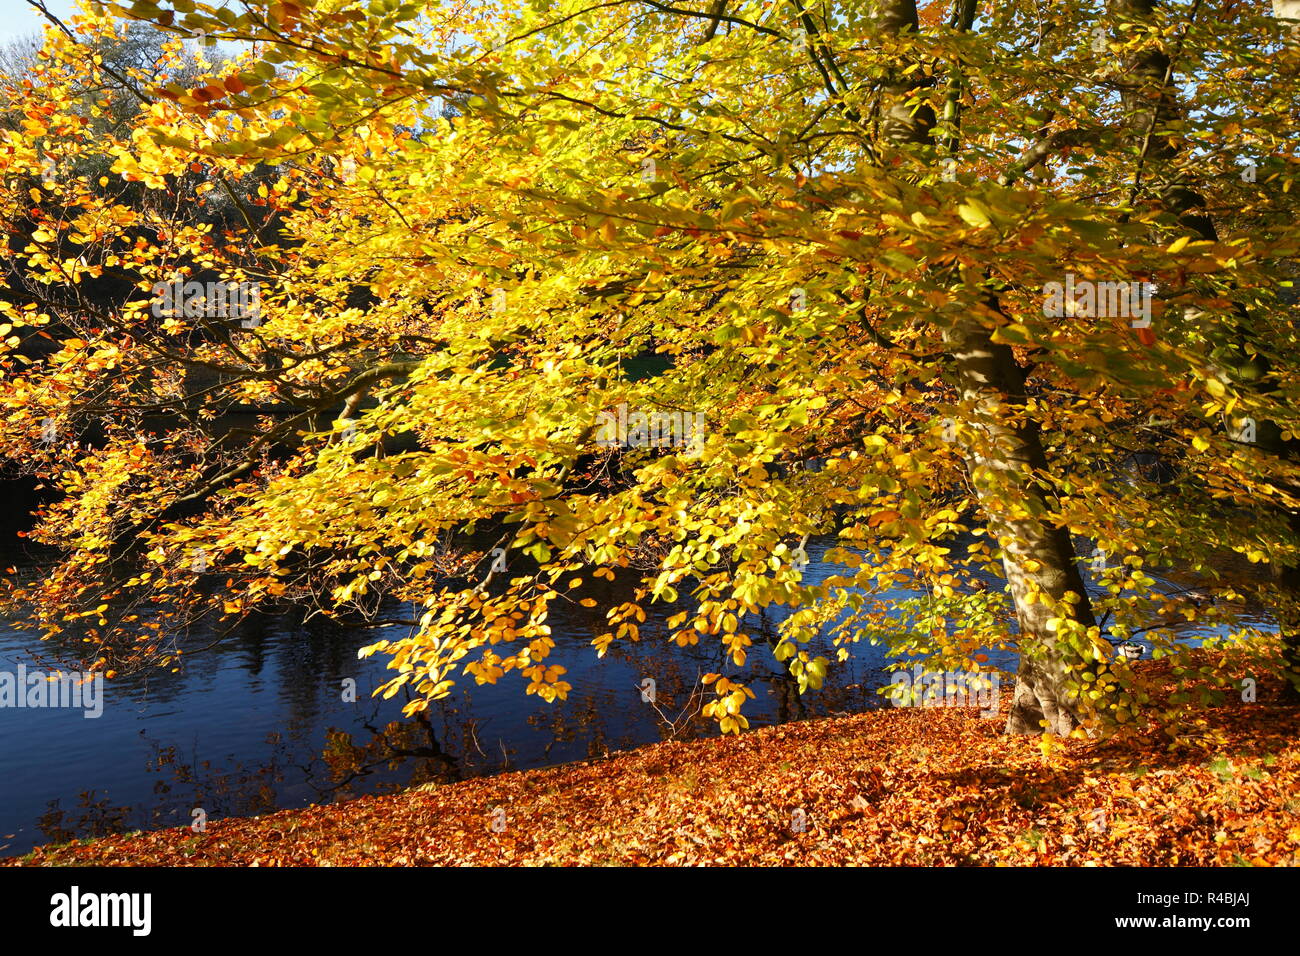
[0,532,1274,855]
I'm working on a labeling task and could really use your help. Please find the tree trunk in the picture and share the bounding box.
[866,0,1098,732]
[945,316,1099,734]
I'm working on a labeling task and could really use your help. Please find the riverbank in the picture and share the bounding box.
[7,662,1300,866]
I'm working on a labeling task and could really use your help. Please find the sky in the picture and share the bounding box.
[0,0,81,44]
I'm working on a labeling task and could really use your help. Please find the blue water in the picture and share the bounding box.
[0,533,1273,855]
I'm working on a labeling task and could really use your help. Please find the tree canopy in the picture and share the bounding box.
[3,0,1299,739]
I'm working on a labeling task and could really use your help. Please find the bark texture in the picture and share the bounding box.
[871,0,1099,732]
[945,317,1098,734]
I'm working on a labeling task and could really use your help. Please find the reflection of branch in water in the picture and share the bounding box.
[142,733,288,823]
[37,790,131,846]
[31,733,295,848]
[466,718,487,758]
[639,671,707,740]
[498,737,513,772]
[316,705,462,796]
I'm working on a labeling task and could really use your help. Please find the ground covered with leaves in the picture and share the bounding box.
[9,680,1300,866]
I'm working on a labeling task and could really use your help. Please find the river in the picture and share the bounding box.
[0,532,1274,855]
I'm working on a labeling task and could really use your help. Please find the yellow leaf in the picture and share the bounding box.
[958,201,992,228]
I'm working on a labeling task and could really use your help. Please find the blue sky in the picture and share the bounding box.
[0,0,81,44]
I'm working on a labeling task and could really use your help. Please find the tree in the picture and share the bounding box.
[3,0,1298,738]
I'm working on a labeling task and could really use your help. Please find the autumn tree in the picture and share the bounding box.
[3,0,1299,739]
